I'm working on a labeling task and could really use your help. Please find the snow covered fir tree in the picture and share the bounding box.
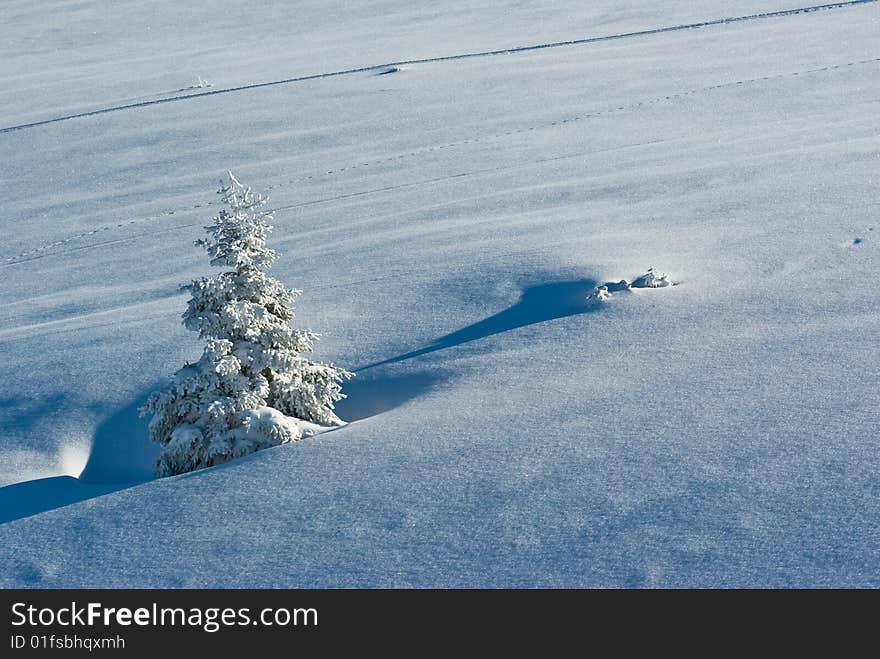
[142,172,352,476]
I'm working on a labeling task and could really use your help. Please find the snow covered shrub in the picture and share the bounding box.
[142,172,352,476]
[587,268,673,302]
[587,285,612,302]
[630,267,672,289]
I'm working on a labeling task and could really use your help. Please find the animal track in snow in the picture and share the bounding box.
[587,268,674,302]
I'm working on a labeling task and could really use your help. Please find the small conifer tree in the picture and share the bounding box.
[142,173,352,476]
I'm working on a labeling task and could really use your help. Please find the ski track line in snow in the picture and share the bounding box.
[255,57,879,191]
[3,56,876,268]
[0,0,876,134]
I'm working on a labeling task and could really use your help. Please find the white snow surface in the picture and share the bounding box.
[0,0,878,587]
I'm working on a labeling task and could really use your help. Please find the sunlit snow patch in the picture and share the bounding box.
[56,440,91,478]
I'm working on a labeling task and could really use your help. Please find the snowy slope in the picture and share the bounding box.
[0,1,878,587]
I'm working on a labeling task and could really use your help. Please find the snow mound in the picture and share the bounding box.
[236,406,331,447]
[161,408,333,477]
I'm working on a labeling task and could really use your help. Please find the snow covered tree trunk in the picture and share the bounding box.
[142,173,352,476]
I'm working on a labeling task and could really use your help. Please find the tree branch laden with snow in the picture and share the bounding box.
[142,173,352,476]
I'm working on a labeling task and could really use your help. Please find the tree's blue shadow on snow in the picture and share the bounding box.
[361,278,598,370]
[0,278,598,522]
[336,371,442,422]
[0,394,157,524]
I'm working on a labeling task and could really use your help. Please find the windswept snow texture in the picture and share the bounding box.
[1,1,878,587]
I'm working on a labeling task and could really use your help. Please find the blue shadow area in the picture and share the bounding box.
[0,476,132,524]
[0,394,68,434]
[79,396,158,484]
[1,393,157,524]
[336,370,442,422]
[361,278,598,369]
